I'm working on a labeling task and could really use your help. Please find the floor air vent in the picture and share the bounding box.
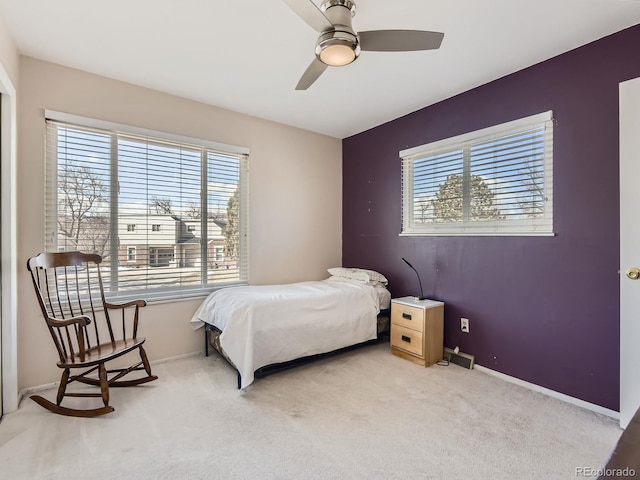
[444,347,475,369]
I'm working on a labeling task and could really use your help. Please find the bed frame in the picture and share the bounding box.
[204,308,391,388]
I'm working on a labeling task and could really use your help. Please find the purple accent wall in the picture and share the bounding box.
[343,24,640,411]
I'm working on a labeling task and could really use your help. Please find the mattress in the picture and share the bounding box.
[190,280,388,388]
[374,284,391,310]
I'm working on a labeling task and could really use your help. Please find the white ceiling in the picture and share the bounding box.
[1,0,640,138]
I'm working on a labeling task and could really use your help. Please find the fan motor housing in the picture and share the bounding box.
[320,0,356,16]
[316,0,360,65]
[320,0,356,28]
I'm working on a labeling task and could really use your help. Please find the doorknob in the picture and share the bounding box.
[626,267,640,280]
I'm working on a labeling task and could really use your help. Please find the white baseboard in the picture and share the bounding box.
[16,352,619,421]
[150,351,200,365]
[17,382,58,408]
[16,351,202,408]
[474,364,620,420]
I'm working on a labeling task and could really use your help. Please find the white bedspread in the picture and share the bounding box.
[189,280,381,388]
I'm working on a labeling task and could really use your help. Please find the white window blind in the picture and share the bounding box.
[400,111,554,236]
[45,112,249,302]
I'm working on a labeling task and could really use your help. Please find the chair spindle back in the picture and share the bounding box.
[27,251,117,364]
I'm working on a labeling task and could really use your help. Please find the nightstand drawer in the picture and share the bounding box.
[391,325,424,357]
[391,303,425,332]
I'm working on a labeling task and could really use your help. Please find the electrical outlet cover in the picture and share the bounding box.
[461,317,469,333]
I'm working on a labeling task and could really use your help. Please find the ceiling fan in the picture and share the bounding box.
[283,0,444,90]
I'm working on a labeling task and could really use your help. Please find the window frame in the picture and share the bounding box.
[399,111,554,237]
[44,110,250,302]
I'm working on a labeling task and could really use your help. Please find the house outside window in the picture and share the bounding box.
[45,110,249,302]
[400,111,554,236]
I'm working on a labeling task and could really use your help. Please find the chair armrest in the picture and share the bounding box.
[46,314,92,328]
[104,299,146,339]
[104,299,147,310]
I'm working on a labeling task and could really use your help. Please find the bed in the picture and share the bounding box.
[189,267,391,388]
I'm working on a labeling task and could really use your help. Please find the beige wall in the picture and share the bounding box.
[17,56,342,390]
[0,9,18,85]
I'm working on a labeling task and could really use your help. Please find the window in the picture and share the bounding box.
[400,111,553,236]
[45,111,249,301]
[187,225,196,233]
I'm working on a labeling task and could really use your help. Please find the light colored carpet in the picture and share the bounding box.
[0,342,621,480]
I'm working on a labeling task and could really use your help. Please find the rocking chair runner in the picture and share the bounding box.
[27,251,158,417]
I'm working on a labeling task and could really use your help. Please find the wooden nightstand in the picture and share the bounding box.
[390,297,444,367]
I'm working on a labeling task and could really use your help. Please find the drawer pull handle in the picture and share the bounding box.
[401,335,411,343]
[402,313,412,320]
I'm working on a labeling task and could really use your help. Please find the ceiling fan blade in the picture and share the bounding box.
[296,58,328,90]
[282,0,333,33]
[359,30,444,52]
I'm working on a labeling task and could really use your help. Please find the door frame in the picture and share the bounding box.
[0,65,18,415]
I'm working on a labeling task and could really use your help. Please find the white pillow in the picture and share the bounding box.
[327,267,388,286]
[325,275,369,285]
[359,268,388,286]
[327,267,370,284]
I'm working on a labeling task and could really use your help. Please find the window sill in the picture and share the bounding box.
[105,283,249,307]
[399,232,556,237]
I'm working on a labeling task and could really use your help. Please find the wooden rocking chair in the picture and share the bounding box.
[27,251,158,417]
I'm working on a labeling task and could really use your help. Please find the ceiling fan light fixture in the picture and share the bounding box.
[319,42,355,66]
[315,30,360,66]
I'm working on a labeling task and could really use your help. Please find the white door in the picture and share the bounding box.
[0,94,3,419]
[619,77,640,428]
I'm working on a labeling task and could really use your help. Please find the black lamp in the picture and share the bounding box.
[402,257,426,300]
